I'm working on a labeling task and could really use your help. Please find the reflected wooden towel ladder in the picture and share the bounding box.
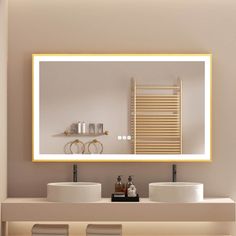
[131,78,182,154]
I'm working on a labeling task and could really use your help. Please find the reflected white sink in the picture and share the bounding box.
[149,182,203,203]
[47,182,102,203]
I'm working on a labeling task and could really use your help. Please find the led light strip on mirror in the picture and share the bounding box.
[32,54,212,162]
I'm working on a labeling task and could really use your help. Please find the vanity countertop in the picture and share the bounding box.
[1,198,235,222]
[2,197,234,203]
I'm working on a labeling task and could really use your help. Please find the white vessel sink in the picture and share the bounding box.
[47,182,102,203]
[149,182,203,203]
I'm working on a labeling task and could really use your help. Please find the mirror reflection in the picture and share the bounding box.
[33,55,211,162]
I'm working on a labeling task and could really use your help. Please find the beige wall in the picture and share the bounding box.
[7,0,236,235]
[0,0,8,235]
[0,0,8,201]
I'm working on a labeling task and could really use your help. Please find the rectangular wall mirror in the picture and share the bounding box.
[32,54,211,162]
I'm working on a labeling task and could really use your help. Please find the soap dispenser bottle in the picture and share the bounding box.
[126,175,134,194]
[115,175,125,193]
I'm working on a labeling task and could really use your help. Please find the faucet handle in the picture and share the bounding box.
[172,164,177,182]
[73,164,78,182]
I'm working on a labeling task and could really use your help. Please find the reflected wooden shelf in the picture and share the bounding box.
[54,131,109,138]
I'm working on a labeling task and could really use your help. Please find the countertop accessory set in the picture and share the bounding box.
[112,175,139,202]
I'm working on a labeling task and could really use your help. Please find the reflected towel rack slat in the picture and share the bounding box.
[137,86,179,89]
[131,78,182,155]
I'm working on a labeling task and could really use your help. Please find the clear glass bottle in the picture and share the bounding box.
[82,121,86,134]
[77,121,81,134]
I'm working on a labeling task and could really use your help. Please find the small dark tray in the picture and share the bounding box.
[111,194,140,202]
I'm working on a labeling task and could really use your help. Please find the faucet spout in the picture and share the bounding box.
[172,164,177,182]
[73,164,78,182]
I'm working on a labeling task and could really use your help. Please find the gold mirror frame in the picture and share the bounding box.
[32,54,212,162]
